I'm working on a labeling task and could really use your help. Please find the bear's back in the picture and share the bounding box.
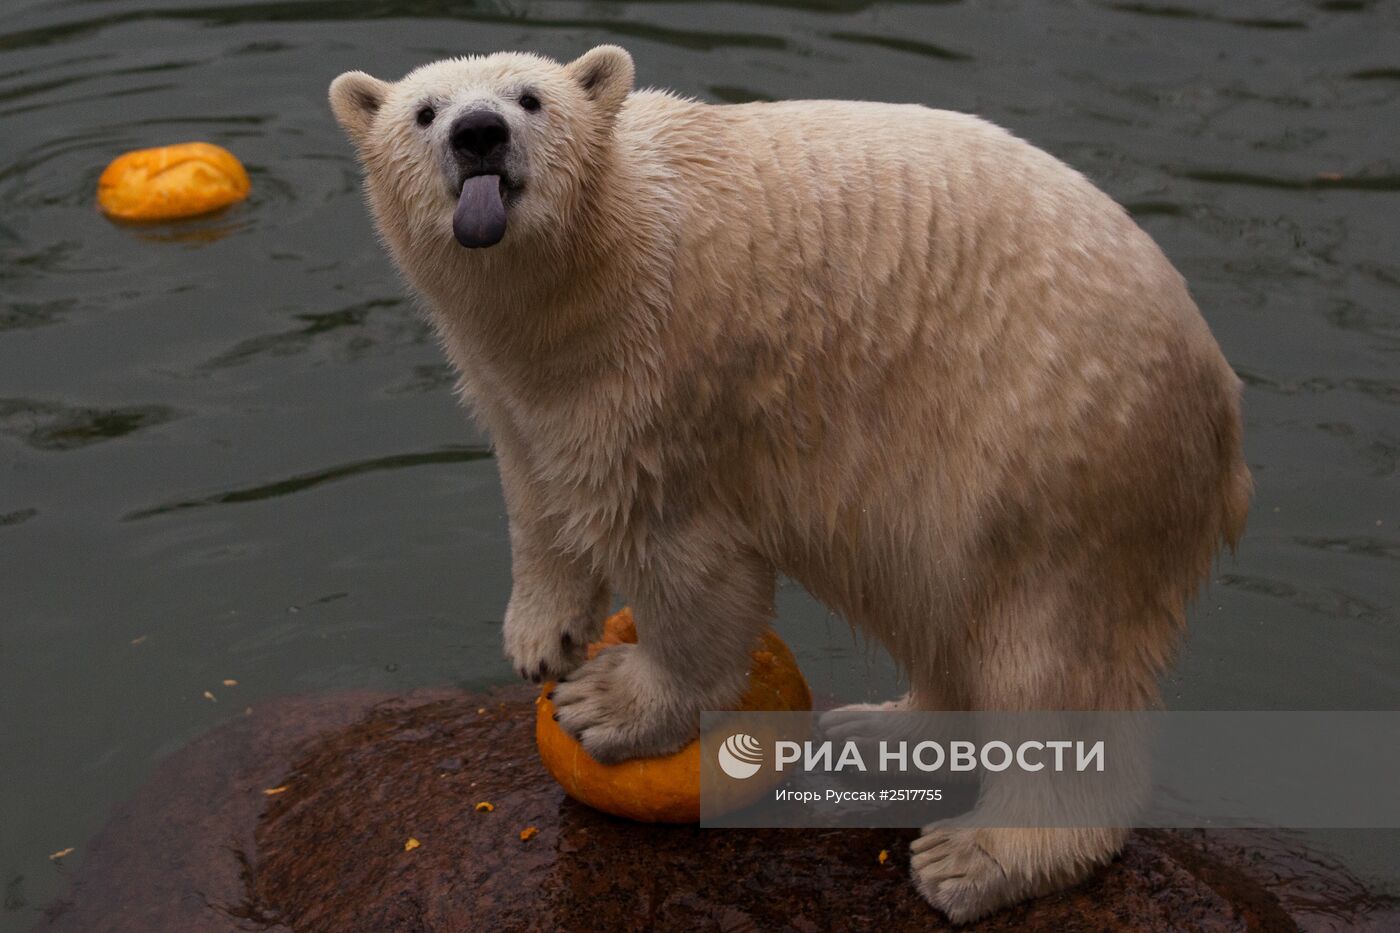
[604,92,1237,563]
[614,90,1205,368]
[617,91,1113,240]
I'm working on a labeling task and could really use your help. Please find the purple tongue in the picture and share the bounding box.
[453,174,507,248]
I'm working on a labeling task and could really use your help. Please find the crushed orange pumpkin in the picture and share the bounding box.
[97,142,250,221]
[535,608,811,823]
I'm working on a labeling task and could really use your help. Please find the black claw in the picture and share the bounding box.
[535,660,548,679]
[546,690,555,701]
[552,713,559,721]
[561,633,574,649]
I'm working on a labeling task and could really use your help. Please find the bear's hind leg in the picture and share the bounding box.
[907,577,1167,923]
[912,823,1129,924]
[817,677,965,746]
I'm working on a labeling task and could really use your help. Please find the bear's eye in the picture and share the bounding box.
[519,93,541,113]
[415,105,435,127]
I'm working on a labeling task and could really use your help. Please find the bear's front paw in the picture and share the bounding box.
[502,603,600,684]
[549,644,697,763]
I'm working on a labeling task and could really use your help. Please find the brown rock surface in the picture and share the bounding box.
[38,686,1398,932]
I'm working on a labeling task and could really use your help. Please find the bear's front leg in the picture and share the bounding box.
[502,550,609,683]
[495,434,610,683]
[551,521,776,764]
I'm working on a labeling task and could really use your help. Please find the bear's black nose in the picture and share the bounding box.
[449,110,510,160]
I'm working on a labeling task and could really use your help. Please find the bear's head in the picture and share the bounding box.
[330,46,634,252]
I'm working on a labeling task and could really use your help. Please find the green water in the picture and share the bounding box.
[1,0,1396,926]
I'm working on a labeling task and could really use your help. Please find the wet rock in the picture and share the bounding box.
[39,687,1398,932]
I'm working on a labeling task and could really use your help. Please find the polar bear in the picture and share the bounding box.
[330,46,1250,922]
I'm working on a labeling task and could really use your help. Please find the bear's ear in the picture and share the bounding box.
[565,45,634,118]
[329,71,391,148]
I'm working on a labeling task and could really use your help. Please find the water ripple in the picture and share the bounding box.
[1100,3,1307,30]
[827,30,972,63]
[199,297,422,370]
[1173,167,1400,192]
[123,445,494,520]
[1349,68,1400,82]
[0,397,182,450]
[0,3,792,55]
[1293,536,1400,562]
[1219,573,1390,625]
[0,507,39,527]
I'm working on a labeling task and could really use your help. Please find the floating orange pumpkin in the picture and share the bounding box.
[535,608,811,823]
[97,142,250,222]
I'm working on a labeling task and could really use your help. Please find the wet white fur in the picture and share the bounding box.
[331,47,1249,922]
